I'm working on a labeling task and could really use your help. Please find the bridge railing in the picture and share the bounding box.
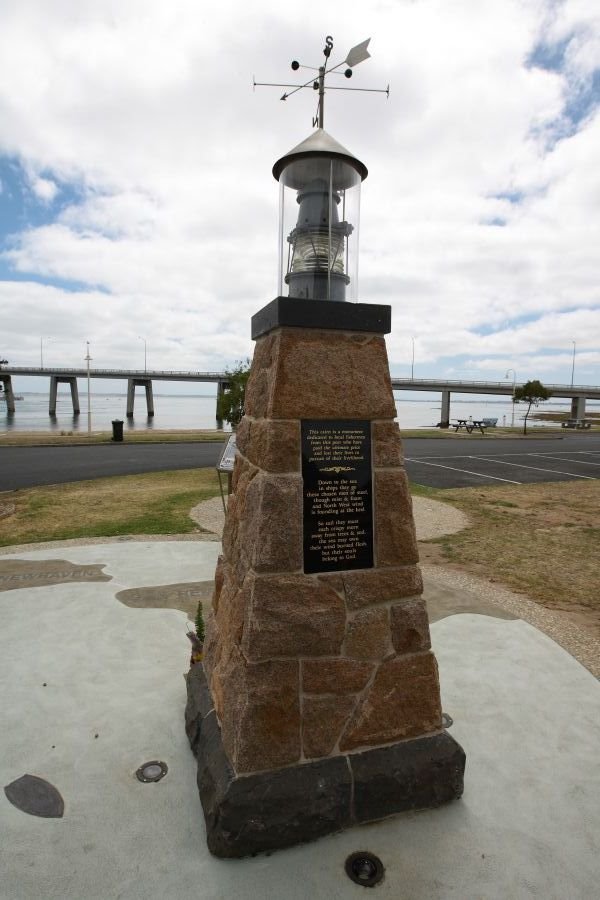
[390,378,598,392]
[2,367,598,393]
[1,366,227,378]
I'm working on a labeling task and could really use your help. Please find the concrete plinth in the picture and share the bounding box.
[126,378,154,417]
[188,298,466,857]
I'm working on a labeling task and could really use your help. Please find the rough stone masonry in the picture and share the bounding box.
[186,300,465,857]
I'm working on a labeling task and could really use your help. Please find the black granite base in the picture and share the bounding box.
[251,297,391,340]
[185,666,466,859]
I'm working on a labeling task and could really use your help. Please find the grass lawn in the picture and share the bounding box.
[414,479,600,634]
[0,468,220,546]
[0,430,226,446]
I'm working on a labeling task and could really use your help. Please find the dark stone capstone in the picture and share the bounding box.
[185,665,466,859]
[251,297,392,340]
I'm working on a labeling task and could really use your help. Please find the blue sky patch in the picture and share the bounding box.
[0,156,84,245]
[526,35,571,73]
[494,190,525,205]
[526,32,600,145]
[0,267,108,294]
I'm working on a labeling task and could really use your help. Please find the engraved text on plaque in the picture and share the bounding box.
[301,420,374,574]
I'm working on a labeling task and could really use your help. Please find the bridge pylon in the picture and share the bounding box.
[127,378,154,417]
[49,376,80,415]
[571,396,586,419]
[0,375,16,413]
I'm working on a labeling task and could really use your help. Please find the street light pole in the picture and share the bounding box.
[505,369,516,428]
[138,336,147,373]
[411,337,415,380]
[41,336,52,369]
[85,342,92,434]
[571,341,576,387]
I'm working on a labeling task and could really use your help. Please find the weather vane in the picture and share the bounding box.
[253,36,389,129]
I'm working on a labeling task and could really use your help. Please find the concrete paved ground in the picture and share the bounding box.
[1,540,599,899]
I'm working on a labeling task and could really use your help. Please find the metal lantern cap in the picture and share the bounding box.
[273,128,368,191]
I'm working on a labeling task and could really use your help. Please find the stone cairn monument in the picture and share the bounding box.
[185,124,465,858]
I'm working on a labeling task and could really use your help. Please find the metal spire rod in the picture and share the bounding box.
[253,36,388,129]
[321,85,390,95]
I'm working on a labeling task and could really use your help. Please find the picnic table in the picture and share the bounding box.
[561,420,592,429]
[451,418,487,434]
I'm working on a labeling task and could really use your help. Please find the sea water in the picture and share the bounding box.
[1,391,589,433]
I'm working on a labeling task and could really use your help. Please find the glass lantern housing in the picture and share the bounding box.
[273,129,367,302]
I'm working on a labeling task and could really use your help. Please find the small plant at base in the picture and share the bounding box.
[186,601,205,666]
[195,600,205,643]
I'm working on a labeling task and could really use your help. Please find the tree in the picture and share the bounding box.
[216,359,251,429]
[513,379,551,435]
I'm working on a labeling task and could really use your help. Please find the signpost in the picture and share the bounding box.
[216,432,237,512]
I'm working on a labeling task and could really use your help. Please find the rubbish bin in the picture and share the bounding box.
[111,420,124,442]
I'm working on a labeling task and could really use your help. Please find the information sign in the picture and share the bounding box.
[217,433,237,473]
[301,420,373,574]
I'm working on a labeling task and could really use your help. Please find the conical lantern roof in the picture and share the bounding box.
[273,128,368,191]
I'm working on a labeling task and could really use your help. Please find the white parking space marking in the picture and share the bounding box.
[468,456,595,480]
[404,458,521,484]
[417,450,600,461]
[531,454,600,468]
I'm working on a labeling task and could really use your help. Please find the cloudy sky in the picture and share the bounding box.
[1,0,599,394]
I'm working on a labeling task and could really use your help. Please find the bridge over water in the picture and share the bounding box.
[1,366,599,427]
[0,367,228,421]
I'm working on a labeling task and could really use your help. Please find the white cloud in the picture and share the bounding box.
[0,0,598,387]
[29,175,58,202]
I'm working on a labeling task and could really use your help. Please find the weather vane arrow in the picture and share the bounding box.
[253,36,389,129]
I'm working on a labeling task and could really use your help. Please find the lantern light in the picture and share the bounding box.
[273,128,368,302]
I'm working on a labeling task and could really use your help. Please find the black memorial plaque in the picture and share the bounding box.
[301,420,374,574]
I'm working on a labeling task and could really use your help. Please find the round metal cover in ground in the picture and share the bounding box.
[136,761,168,783]
[345,852,385,887]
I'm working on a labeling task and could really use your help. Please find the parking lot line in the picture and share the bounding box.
[531,453,600,467]
[404,457,521,484]
[469,455,595,480]
[417,450,600,461]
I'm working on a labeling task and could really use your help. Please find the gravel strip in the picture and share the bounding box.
[189,496,227,536]
[188,495,470,542]
[423,564,599,679]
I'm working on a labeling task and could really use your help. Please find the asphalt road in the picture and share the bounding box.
[0,441,226,491]
[1,433,599,491]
